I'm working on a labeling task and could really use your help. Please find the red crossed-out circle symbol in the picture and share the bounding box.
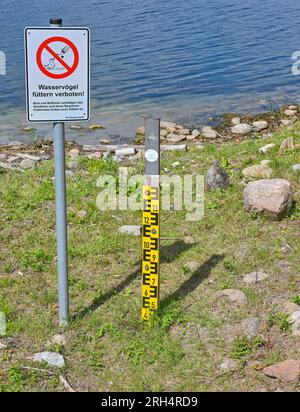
[36,36,79,79]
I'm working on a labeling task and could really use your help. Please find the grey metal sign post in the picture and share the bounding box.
[50,18,69,326]
[141,116,160,321]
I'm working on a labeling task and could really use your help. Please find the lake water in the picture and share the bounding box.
[1,0,300,144]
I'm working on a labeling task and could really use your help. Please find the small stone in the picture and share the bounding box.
[260,159,270,166]
[279,137,295,154]
[7,156,20,164]
[243,317,260,339]
[243,179,293,220]
[231,123,252,134]
[292,321,300,337]
[179,128,190,135]
[0,312,6,336]
[263,359,300,383]
[259,143,275,154]
[243,271,269,284]
[115,147,136,157]
[89,124,103,130]
[20,159,36,169]
[284,302,300,316]
[160,121,177,129]
[136,126,145,134]
[242,164,273,179]
[118,225,141,236]
[280,119,293,126]
[0,153,7,160]
[33,352,65,368]
[184,261,199,272]
[68,148,80,158]
[206,160,230,191]
[70,125,82,130]
[67,161,78,170]
[66,170,74,177]
[88,152,102,159]
[219,358,239,372]
[100,139,111,144]
[166,134,186,143]
[202,126,217,139]
[186,135,196,140]
[192,129,200,138]
[160,129,168,138]
[288,105,297,110]
[172,161,181,168]
[52,334,67,346]
[284,109,297,117]
[216,289,247,306]
[289,311,300,324]
[291,164,300,172]
[76,210,88,219]
[253,120,268,132]
[231,117,241,125]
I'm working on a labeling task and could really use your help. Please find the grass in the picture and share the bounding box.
[1,123,300,391]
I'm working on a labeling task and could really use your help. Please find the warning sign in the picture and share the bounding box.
[25,28,90,122]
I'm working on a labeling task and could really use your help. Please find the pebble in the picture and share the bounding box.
[216,289,247,306]
[243,317,260,339]
[180,128,190,135]
[118,225,141,236]
[253,120,268,132]
[231,117,241,125]
[291,164,300,172]
[88,152,102,159]
[115,147,136,157]
[52,334,67,346]
[76,210,88,219]
[33,352,65,368]
[259,143,275,154]
[192,129,200,138]
[202,126,217,139]
[20,159,36,169]
[284,109,297,117]
[231,123,252,134]
[68,148,80,158]
[219,358,239,372]
[0,312,6,336]
[243,271,269,284]
[206,160,230,191]
[172,161,181,168]
[263,359,300,383]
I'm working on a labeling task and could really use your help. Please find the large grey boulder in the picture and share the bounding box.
[206,160,230,191]
[243,179,293,220]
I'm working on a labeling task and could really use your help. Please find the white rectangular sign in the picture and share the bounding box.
[25,27,90,122]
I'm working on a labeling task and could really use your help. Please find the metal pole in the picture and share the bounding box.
[141,117,160,321]
[50,18,69,326]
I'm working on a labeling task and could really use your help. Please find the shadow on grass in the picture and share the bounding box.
[73,240,195,320]
[160,254,224,311]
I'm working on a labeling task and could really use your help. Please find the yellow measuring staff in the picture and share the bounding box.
[141,185,160,320]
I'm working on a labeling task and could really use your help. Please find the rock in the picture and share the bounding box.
[52,334,67,346]
[243,271,269,284]
[160,129,168,138]
[291,164,300,172]
[184,261,199,271]
[88,152,102,159]
[219,358,239,372]
[66,170,74,177]
[161,144,187,151]
[279,137,295,154]
[0,153,7,160]
[20,159,36,169]
[166,134,186,143]
[284,109,297,117]
[115,147,135,157]
[136,126,145,135]
[231,117,241,125]
[194,143,205,149]
[8,141,23,148]
[289,311,300,324]
[160,121,177,129]
[206,160,230,191]
[292,321,300,337]
[284,302,300,316]
[216,289,247,306]
[70,125,82,130]
[100,139,111,144]
[0,312,6,336]
[166,126,176,134]
[172,161,181,168]
[243,179,293,220]
[67,161,78,170]
[201,126,217,139]
[260,159,270,166]
[89,124,103,130]
[7,156,20,164]
[259,143,275,154]
[0,161,13,169]
[280,119,293,126]
[192,129,200,138]
[186,135,196,141]
[242,164,273,179]
[253,120,268,132]
[179,128,190,135]
[118,225,141,236]
[16,153,42,162]
[231,123,252,134]
[263,360,300,383]
[288,105,297,110]
[68,148,80,158]
[76,210,88,219]
[243,317,260,339]
[33,352,65,368]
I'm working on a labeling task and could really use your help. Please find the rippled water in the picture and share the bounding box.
[1,0,300,143]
